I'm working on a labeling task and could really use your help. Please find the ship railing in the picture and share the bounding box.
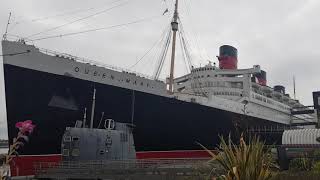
[246,125,302,134]
[4,35,165,82]
[34,158,207,174]
[3,34,35,43]
[37,47,166,82]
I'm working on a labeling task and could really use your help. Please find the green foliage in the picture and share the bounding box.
[313,149,320,160]
[199,135,275,180]
[312,161,320,173]
[289,157,313,171]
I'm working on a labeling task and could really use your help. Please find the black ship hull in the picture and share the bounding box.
[4,64,284,175]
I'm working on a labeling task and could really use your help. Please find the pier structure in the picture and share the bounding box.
[34,159,211,180]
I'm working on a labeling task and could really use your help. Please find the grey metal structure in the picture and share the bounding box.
[61,119,136,161]
[34,159,209,180]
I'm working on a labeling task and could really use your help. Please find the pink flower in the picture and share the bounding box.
[15,120,36,134]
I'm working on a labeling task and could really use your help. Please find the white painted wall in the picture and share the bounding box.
[0,42,8,139]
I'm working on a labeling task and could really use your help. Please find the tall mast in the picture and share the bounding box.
[168,0,179,93]
[3,12,11,40]
[293,76,296,99]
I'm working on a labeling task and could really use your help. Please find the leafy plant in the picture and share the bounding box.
[199,135,275,180]
[0,120,35,180]
[312,161,320,173]
[289,155,313,172]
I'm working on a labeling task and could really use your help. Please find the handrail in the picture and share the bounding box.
[34,159,206,170]
[38,47,165,81]
[4,36,166,82]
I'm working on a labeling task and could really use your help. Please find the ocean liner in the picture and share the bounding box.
[1,0,316,176]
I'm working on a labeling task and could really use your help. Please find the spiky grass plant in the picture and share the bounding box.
[199,135,274,180]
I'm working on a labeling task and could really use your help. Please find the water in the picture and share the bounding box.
[0,148,8,154]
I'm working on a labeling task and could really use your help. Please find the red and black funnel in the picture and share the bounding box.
[217,45,238,70]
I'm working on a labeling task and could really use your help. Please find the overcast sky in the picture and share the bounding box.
[0,0,319,139]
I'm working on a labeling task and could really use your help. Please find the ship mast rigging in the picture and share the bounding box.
[150,0,207,96]
[168,0,179,93]
[3,12,11,40]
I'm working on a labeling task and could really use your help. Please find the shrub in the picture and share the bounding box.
[312,161,320,173]
[199,135,275,180]
[289,157,313,171]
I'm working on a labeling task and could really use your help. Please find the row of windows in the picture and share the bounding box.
[214,91,242,96]
[191,81,243,89]
[192,67,216,72]
[253,94,290,111]
[193,74,218,79]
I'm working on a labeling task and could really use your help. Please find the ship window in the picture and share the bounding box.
[72,149,80,156]
[64,136,71,142]
[99,150,105,155]
[207,75,210,77]
[62,149,69,156]
[72,137,79,141]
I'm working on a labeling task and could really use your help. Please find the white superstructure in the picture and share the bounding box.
[172,63,316,125]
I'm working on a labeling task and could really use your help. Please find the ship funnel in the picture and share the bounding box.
[217,45,238,69]
[274,85,285,94]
